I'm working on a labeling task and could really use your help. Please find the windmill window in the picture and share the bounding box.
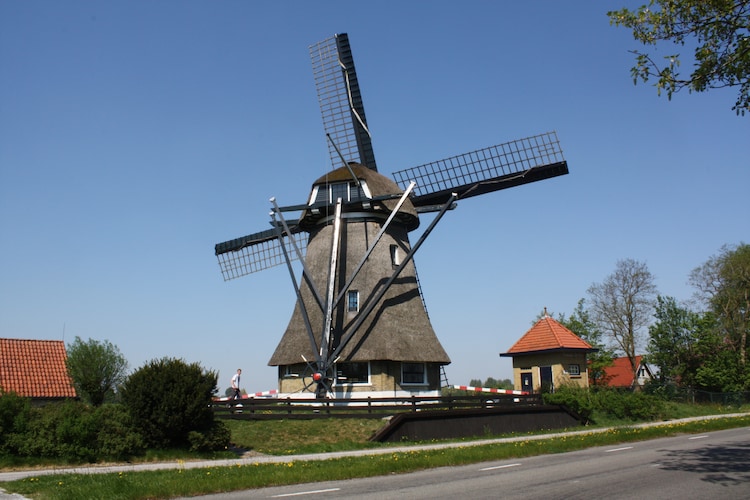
[347,290,359,312]
[312,181,369,205]
[390,244,401,268]
[330,183,348,203]
[567,364,581,376]
[402,362,427,385]
[335,362,369,384]
[283,364,304,378]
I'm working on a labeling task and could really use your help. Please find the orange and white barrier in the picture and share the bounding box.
[452,385,528,396]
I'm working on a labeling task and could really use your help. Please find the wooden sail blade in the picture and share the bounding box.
[214,226,307,280]
[310,33,377,171]
[391,131,568,208]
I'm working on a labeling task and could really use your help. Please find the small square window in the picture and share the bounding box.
[402,363,426,385]
[567,364,580,376]
[347,290,359,312]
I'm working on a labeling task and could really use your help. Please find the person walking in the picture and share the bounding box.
[231,368,242,399]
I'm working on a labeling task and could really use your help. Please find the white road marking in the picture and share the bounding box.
[688,435,709,440]
[605,446,634,453]
[480,463,522,471]
[272,488,341,497]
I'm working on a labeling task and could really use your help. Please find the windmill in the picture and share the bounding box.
[215,33,568,399]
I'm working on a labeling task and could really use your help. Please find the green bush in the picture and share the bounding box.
[93,404,145,460]
[187,421,231,452]
[544,386,668,423]
[0,391,31,453]
[592,388,666,421]
[0,398,144,463]
[13,400,98,461]
[120,357,227,450]
[542,386,594,423]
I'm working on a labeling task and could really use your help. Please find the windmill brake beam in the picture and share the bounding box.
[270,198,325,311]
[320,198,343,363]
[330,192,458,362]
[270,211,322,367]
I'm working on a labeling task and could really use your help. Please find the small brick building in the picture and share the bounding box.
[500,312,596,393]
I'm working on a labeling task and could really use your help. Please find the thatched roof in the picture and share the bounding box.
[299,164,420,231]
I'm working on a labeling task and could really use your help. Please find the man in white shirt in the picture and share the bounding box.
[231,368,242,399]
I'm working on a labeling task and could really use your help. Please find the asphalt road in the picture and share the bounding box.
[185,426,750,499]
[1,415,748,499]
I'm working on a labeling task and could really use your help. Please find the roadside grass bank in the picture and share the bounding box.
[3,412,749,500]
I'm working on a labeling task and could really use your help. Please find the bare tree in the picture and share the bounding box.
[588,259,658,381]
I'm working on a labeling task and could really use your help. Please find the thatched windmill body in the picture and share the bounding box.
[215,34,569,398]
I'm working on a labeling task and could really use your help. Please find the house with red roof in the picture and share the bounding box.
[601,355,654,389]
[500,311,597,393]
[0,338,77,404]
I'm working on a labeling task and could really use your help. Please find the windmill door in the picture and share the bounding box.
[521,372,533,393]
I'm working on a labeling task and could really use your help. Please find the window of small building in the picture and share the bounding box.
[567,364,581,376]
[347,290,359,312]
[402,362,427,385]
[335,362,369,384]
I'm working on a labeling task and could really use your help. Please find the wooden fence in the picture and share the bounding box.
[212,394,543,420]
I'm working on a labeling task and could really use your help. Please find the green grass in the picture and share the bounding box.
[3,414,749,500]
[222,417,386,455]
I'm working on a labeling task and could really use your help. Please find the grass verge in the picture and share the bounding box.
[3,414,749,500]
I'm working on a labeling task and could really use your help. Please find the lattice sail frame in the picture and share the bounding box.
[392,131,566,206]
[310,33,377,171]
[215,131,567,279]
[216,231,307,281]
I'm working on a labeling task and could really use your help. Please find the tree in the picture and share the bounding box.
[587,259,657,382]
[66,336,128,406]
[647,295,703,385]
[557,299,616,386]
[120,357,228,450]
[608,1,750,115]
[689,243,750,389]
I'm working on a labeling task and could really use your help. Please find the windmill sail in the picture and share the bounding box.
[215,226,307,280]
[214,130,568,279]
[392,131,568,210]
[310,33,377,171]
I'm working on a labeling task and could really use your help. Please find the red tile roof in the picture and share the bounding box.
[0,338,77,398]
[502,315,594,355]
[602,355,642,388]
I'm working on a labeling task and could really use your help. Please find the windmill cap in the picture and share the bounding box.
[300,164,420,231]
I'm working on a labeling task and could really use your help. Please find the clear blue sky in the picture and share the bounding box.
[1,1,747,394]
